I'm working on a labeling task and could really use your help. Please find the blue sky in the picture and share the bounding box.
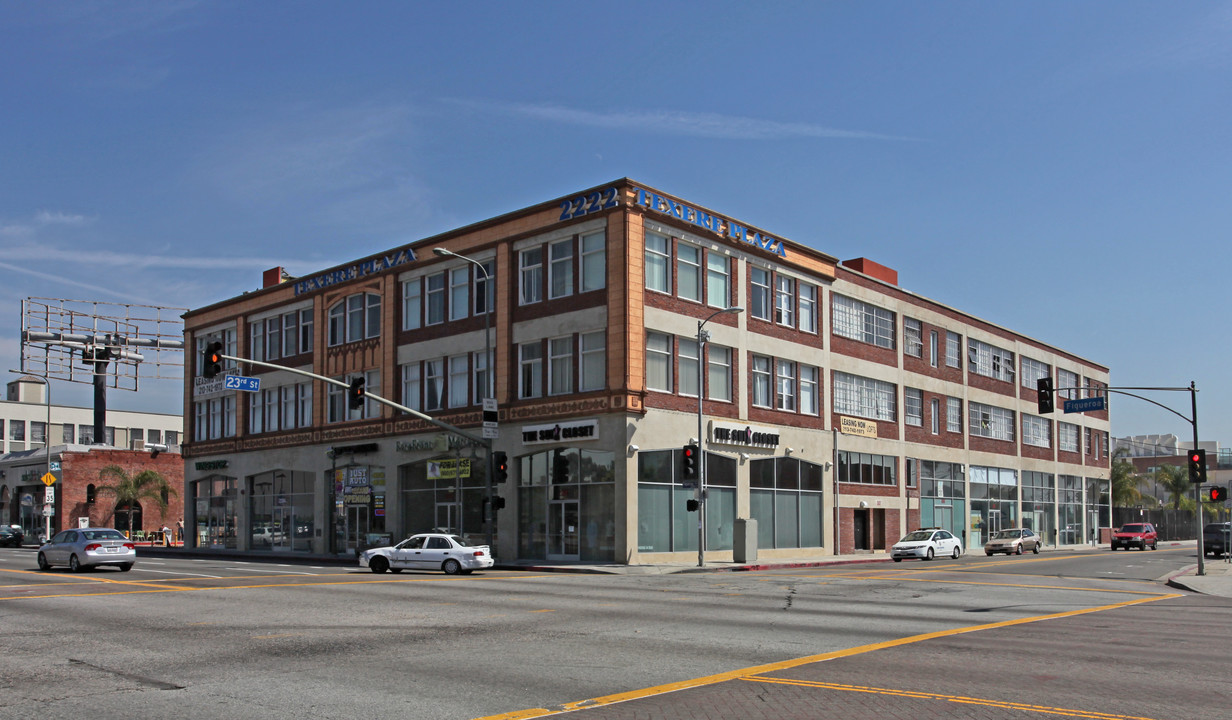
[1,1,1228,446]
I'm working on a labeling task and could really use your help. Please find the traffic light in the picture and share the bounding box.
[1209,486,1228,503]
[682,444,699,481]
[552,449,569,483]
[202,341,223,379]
[347,376,366,410]
[1188,449,1207,484]
[493,451,508,483]
[1037,376,1054,414]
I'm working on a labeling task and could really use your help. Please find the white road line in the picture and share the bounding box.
[228,567,315,575]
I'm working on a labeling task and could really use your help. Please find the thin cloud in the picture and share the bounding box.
[446,98,919,142]
[0,260,155,304]
[0,244,300,272]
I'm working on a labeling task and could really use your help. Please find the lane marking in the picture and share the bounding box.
[740,676,1159,720]
[474,591,1181,719]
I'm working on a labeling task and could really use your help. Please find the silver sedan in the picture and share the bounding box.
[37,528,137,572]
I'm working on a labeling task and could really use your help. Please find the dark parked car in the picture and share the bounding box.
[1203,522,1231,557]
[0,525,24,547]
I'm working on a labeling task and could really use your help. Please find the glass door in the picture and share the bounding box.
[435,502,459,534]
[548,500,579,560]
[272,506,292,552]
[345,505,369,554]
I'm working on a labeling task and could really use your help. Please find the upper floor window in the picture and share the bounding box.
[798,284,818,334]
[474,261,494,315]
[1021,357,1051,389]
[969,401,1015,441]
[968,339,1015,383]
[706,253,730,308]
[425,272,446,325]
[1023,414,1052,448]
[520,248,543,305]
[677,244,702,302]
[945,331,962,368]
[904,318,923,358]
[449,268,470,322]
[549,239,574,299]
[645,232,671,294]
[646,332,673,392]
[328,370,380,422]
[832,294,895,349]
[519,341,544,398]
[328,293,380,346]
[1058,368,1080,400]
[775,276,795,327]
[403,279,422,331]
[579,331,606,392]
[549,336,574,396]
[580,231,606,293]
[750,267,771,321]
[834,371,897,421]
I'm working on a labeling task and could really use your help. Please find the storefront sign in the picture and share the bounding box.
[633,187,789,259]
[428,459,472,480]
[839,416,879,438]
[193,374,231,398]
[294,247,416,296]
[195,460,229,471]
[521,419,599,445]
[709,422,781,448]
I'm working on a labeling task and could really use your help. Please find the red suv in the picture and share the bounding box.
[1111,523,1158,551]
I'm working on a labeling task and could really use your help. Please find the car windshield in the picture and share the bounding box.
[1120,524,1148,533]
[81,530,125,541]
[990,531,1018,540]
[900,531,932,542]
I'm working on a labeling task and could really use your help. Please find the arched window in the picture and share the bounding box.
[328,293,381,346]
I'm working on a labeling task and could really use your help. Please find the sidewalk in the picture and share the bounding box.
[1164,555,1232,598]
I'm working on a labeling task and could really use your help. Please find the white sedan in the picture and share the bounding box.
[360,533,494,575]
[891,528,963,562]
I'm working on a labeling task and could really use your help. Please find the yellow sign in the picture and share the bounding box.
[839,416,879,438]
[41,473,57,486]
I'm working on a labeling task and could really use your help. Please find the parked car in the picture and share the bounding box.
[0,525,24,547]
[37,528,136,572]
[891,528,963,562]
[1110,522,1158,551]
[1203,522,1231,557]
[983,528,1042,556]
[360,533,494,575]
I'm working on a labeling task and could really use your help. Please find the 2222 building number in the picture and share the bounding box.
[559,187,620,221]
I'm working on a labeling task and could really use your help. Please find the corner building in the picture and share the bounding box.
[182,179,1111,563]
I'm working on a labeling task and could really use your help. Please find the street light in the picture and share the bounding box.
[433,247,496,551]
[696,305,743,567]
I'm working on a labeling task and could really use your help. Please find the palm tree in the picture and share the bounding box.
[1154,463,1195,511]
[95,465,178,538]
[1110,448,1148,507]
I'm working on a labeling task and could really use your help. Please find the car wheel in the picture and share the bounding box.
[985,550,993,556]
[924,548,934,561]
[461,569,474,575]
[1151,542,1157,550]
[952,546,962,559]
[893,557,902,562]
[369,556,389,574]
[390,568,403,574]
[119,563,133,572]
[1015,544,1023,555]
[69,555,82,573]
[37,552,50,571]
[1032,544,1040,554]
[442,558,462,575]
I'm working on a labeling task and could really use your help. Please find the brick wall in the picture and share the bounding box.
[57,449,186,534]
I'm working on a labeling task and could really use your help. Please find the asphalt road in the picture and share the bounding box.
[1,546,1226,720]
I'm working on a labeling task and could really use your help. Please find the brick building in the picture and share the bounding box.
[181,179,1111,563]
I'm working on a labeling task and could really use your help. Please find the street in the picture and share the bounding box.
[1,545,1227,719]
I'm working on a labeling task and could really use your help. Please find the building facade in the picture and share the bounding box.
[181,179,1111,563]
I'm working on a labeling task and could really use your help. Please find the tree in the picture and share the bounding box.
[95,465,178,537]
[1154,463,1195,511]
[1110,448,1148,507]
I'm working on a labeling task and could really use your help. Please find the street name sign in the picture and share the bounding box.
[225,375,261,392]
[1063,396,1106,414]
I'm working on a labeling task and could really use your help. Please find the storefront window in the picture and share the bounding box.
[519,447,615,561]
[248,470,315,552]
[747,457,825,549]
[969,466,1017,547]
[193,475,237,549]
[400,456,485,545]
[911,459,967,544]
[1021,471,1056,546]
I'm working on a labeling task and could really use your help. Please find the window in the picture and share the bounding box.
[580,231,605,292]
[969,401,1015,441]
[646,332,672,392]
[930,398,940,434]
[9,420,24,442]
[798,284,817,334]
[929,330,939,367]
[775,276,795,326]
[298,310,313,354]
[645,232,671,294]
[549,239,574,299]
[549,336,574,395]
[424,359,444,411]
[329,370,379,422]
[751,355,772,408]
[280,385,295,429]
[282,311,299,356]
[837,451,897,485]
[63,423,74,443]
[708,346,732,402]
[776,359,796,411]
[800,365,819,415]
[519,342,543,399]
[328,293,381,345]
[474,260,494,315]
[905,388,923,426]
[968,339,1015,383]
[31,421,46,446]
[832,295,895,349]
[473,350,491,402]
[449,267,469,321]
[266,315,282,360]
[250,320,265,363]
[946,331,962,368]
[296,384,312,428]
[677,244,701,302]
[402,363,421,412]
[520,247,543,305]
[904,318,923,358]
[1059,422,1079,452]
[679,338,700,397]
[1023,414,1051,448]
[1021,357,1051,389]
[448,354,469,408]
[750,267,771,321]
[833,372,897,421]
[1058,368,1080,400]
[403,279,422,330]
[580,331,605,392]
[706,252,729,308]
[425,272,446,325]
[947,397,962,433]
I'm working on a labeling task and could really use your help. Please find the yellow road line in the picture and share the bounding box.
[474,591,1180,720]
[741,676,1159,720]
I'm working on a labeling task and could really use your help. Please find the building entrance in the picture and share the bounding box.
[547,499,579,560]
[345,505,369,554]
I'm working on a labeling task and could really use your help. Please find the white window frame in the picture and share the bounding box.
[969,401,1015,441]
[403,279,422,330]
[905,387,923,426]
[832,294,895,349]
[800,365,819,415]
[947,397,962,433]
[402,362,422,412]
[775,276,795,327]
[678,338,700,398]
[448,354,469,408]
[580,231,605,293]
[776,359,796,412]
[750,267,771,321]
[707,345,732,402]
[833,371,897,421]
[1023,414,1052,448]
[646,332,673,393]
[751,355,772,408]
[798,283,817,334]
[424,359,444,411]
[904,318,922,358]
[519,342,544,399]
[706,252,729,309]
[549,238,574,300]
[520,247,543,305]
[579,331,605,392]
[676,244,702,302]
[548,336,574,396]
[425,272,446,326]
[449,267,469,322]
[968,339,1016,383]
[645,232,671,294]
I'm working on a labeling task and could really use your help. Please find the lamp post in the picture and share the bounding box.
[696,305,743,567]
[433,247,495,551]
